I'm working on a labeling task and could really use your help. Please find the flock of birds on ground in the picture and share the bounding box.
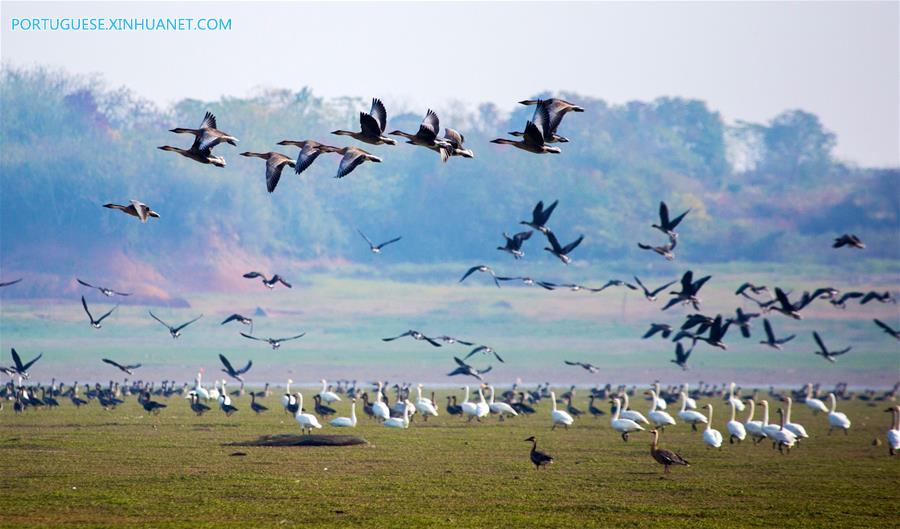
[1,95,899,471]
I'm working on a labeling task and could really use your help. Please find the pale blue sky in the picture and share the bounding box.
[2,1,898,167]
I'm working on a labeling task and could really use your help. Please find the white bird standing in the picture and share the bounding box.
[208,380,220,401]
[652,382,668,410]
[678,392,708,431]
[295,393,323,434]
[281,379,295,413]
[744,399,766,444]
[610,397,643,441]
[804,385,829,415]
[620,393,650,425]
[415,384,439,420]
[550,391,575,430]
[727,382,745,412]
[758,400,782,440]
[646,389,676,429]
[782,397,809,440]
[319,379,341,404]
[771,408,797,454]
[461,385,479,421]
[488,385,518,420]
[383,401,412,428]
[726,399,747,444]
[475,385,491,420]
[194,370,210,400]
[218,380,232,406]
[682,384,697,410]
[827,393,851,435]
[330,399,357,427]
[372,382,391,421]
[702,403,724,449]
[886,405,900,456]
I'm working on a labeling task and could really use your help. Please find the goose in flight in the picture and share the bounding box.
[459,265,501,287]
[276,139,337,175]
[491,105,561,154]
[77,278,130,297]
[543,230,584,264]
[812,331,851,363]
[243,272,292,289]
[874,319,900,340]
[358,229,402,253]
[102,358,141,375]
[564,360,599,373]
[634,276,677,301]
[440,128,475,161]
[759,318,796,350]
[833,234,865,249]
[382,330,442,347]
[240,332,306,350]
[520,200,558,234]
[239,152,296,193]
[465,345,504,363]
[638,233,677,261]
[517,98,584,142]
[149,311,202,339]
[661,270,711,311]
[497,230,533,259]
[861,291,895,305]
[537,282,603,292]
[769,287,804,319]
[158,144,226,167]
[642,323,673,339]
[694,314,730,350]
[495,276,555,290]
[81,296,118,329]
[8,348,42,379]
[0,278,22,288]
[318,146,382,178]
[447,356,492,381]
[389,109,452,152]
[331,98,396,146]
[220,314,253,330]
[671,342,692,370]
[597,279,639,292]
[434,335,475,346]
[103,200,159,223]
[219,354,252,382]
[735,282,770,297]
[727,308,760,338]
[652,201,690,238]
[168,111,238,152]
[830,291,865,308]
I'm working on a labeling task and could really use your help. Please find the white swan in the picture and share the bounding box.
[372,382,390,421]
[475,385,491,419]
[804,384,829,415]
[726,399,747,443]
[827,393,851,434]
[294,393,322,434]
[319,379,341,404]
[461,385,479,421]
[488,385,518,420]
[727,382,745,412]
[744,399,766,444]
[415,384,438,419]
[702,404,723,449]
[330,399,357,427]
[886,405,900,456]
[620,393,650,425]
[208,379,220,401]
[771,407,797,453]
[759,400,782,440]
[551,391,575,430]
[218,380,231,406]
[652,382,667,410]
[281,379,295,413]
[610,396,642,440]
[383,401,412,428]
[678,392,708,431]
[193,370,210,400]
[646,389,676,429]
[682,384,697,410]
[783,397,809,440]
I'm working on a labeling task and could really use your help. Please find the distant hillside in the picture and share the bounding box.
[0,66,897,299]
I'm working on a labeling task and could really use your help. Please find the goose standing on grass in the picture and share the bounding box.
[330,399,357,427]
[744,399,766,444]
[524,436,554,469]
[319,380,341,404]
[489,385,518,420]
[193,370,211,401]
[372,382,391,421]
[318,146,382,178]
[239,152,296,193]
[726,400,747,444]
[648,429,689,474]
[772,408,797,454]
[190,393,211,416]
[383,401,412,428]
[885,406,900,456]
[414,384,439,421]
[331,98,396,146]
[782,397,809,441]
[474,385,491,421]
[646,389,676,429]
[294,393,323,434]
[678,392,708,431]
[276,139,336,175]
[702,404,723,449]
[652,382,668,410]
[827,393,851,435]
[250,393,268,414]
[550,391,575,430]
[103,200,159,223]
[610,397,643,441]
[804,385,829,414]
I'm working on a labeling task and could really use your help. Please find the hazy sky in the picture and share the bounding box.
[3,1,898,167]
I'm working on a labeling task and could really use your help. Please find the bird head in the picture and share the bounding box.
[524,436,536,442]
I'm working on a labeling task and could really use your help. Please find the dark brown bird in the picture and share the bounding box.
[331,98,397,146]
[648,429,689,473]
[833,234,865,249]
[239,152,296,193]
[524,436,554,469]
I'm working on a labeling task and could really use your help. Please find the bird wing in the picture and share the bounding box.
[669,208,690,229]
[219,354,236,374]
[538,200,559,226]
[102,358,124,370]
[522,120,545,146]
[336,150,367,178]
[443,127,464,146]
[812,331,827,352]
[357,229,376,248]
[874,319,895,333]
[20,352,42,372]
[243,272,264,279]
[369,98,388,132]
[564,360,579,366]
[417,109,440,141]
[691,275,712,293]
[476,365,493,376]
[273,275,292,288]
[763,319,776,342]
[680,271,694,291]
[775,288,793,310]
[382,331,413,341]
[199,111,217,131]
[514,230,533,243]
[173,315,203,333]
[423,336,443,347]
[459,266,483,283]
[265,155,292,193]
[96,305,118,323]
[831,347,852,356]
[240,332,265,342]
[148,311,170,329]
[0,278,23,287]
[221,314,241,325]
[453,356,469,368]
[77,278,97,290]
[532,103,552,140]
[125,363,142,371]
[11,348,25,370]
[651,280,678,296]
[236,360,252,375]
[531,201,545,223]
[130,200,149,222]
[658,201,671,227]
[561,235,584,255]
[277,333,306,342]
[377,237,402,249]
[295,144,324,175]
[778,334,796,345]
[544,230,563,253]
[81,296,94,321]
[359,111,382,138]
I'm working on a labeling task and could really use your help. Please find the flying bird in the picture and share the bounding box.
[389,109,453,153]
[81,296,118,329]
[159,111,235,167]
[447,356,492,381]
[516,98,584,142]
[874,319,900,340]
[638,234,677,261]
[148,311,203,339]
[239,152,296,193]
[240,332,306,350]
[634,277,677,301]
[759,318,796,350]
[219,354,252,382]
[661,270,712,311]
[812,331,852,363]
[564,360,599,373]
[0,278,23,288]
[318,146,383,178]
[8,348,42,379]
[77,278,131,297]
[693,314,731,350]
[434,335,475,346]
[382,330,442,348]
[220,314,253,329]
[459,265,501,287]
[276,139,337,175]
[358,229,402,253]
[497,230,533,259]
[439,128,475,161]
[671,342,693,370]
[465,345,505,363]
[331,98,397,146]
[833,234,865,249]
[520,200,558,234]
[652,201,690,238]
[491,104,562,154]
[103,200,159,223]
[243,272,292,289]
[830,291,865,309]
[728,308,760,338]
[543,231,584,264]
[102,358,141,375]
[495,276,555,290]
[735,282,770,297]
[860,291,895,305]
[596,279,639,292]
[643,323,673,340]
[769,288,804,320]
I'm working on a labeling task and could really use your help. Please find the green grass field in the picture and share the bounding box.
[1,390,897,528]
